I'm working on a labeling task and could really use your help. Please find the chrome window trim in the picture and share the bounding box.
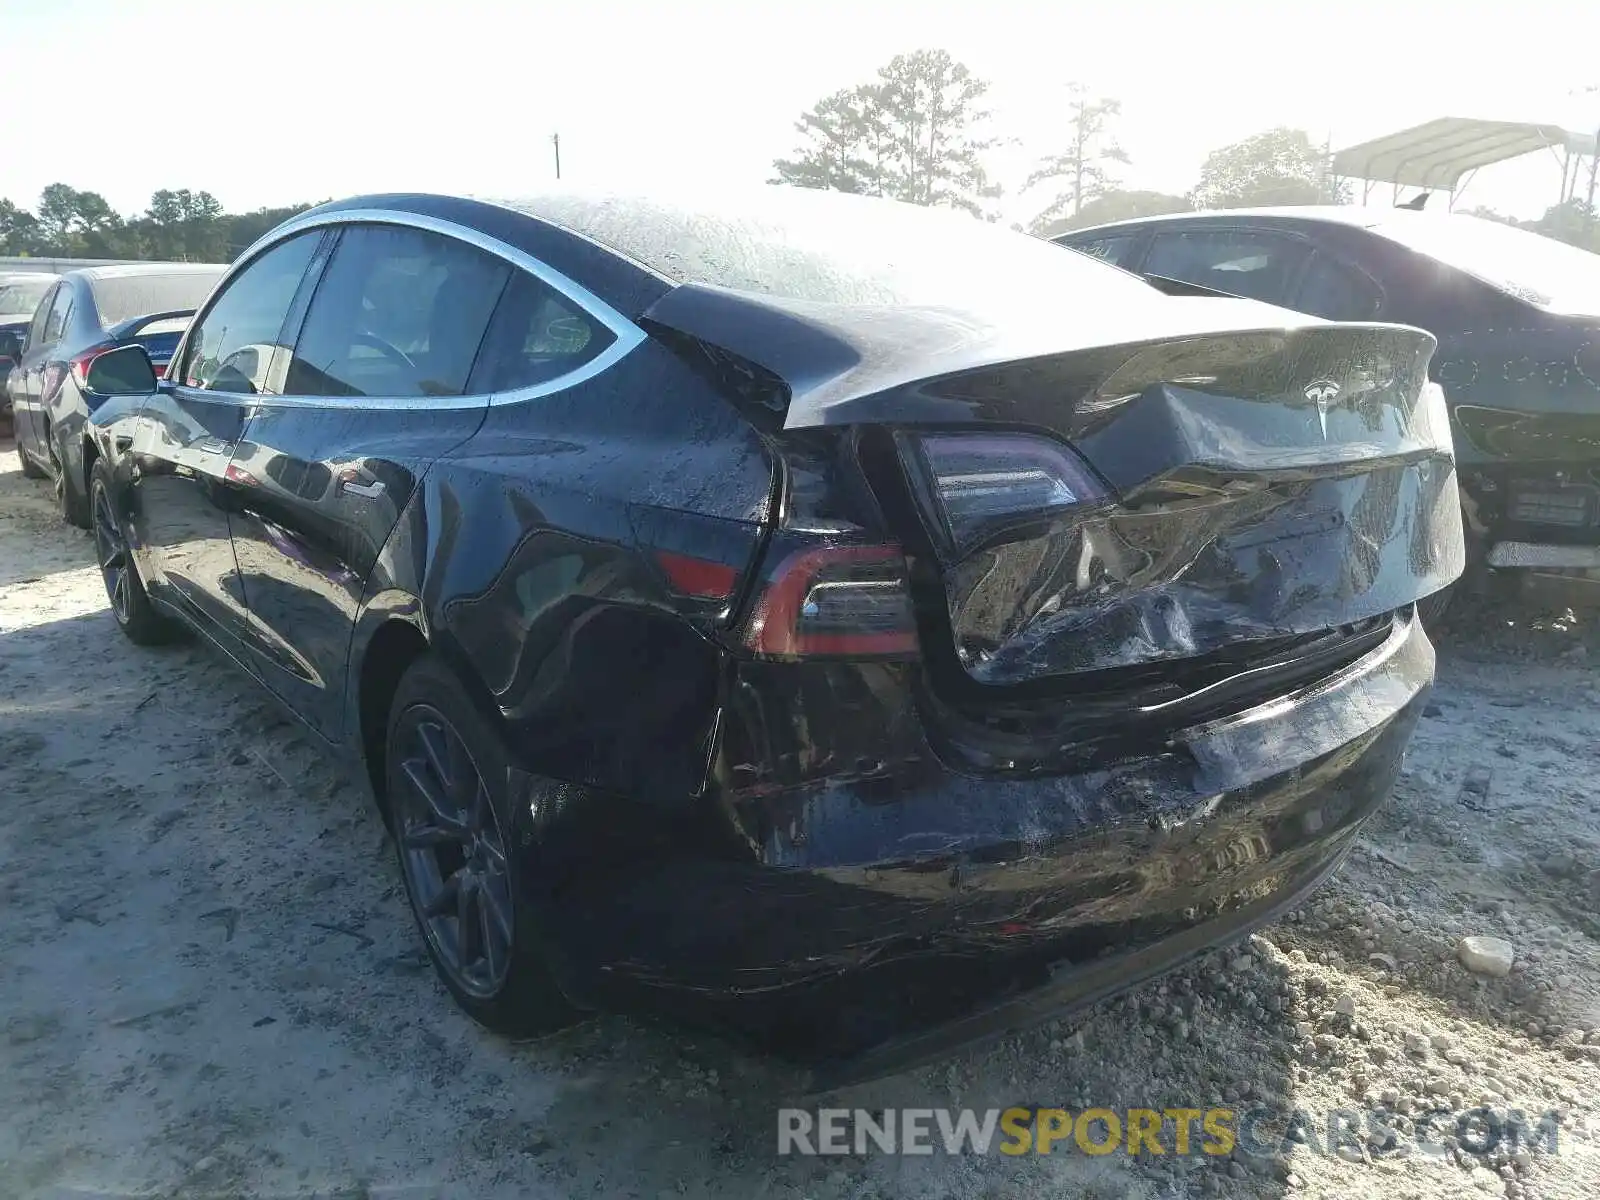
[178,207,645,412]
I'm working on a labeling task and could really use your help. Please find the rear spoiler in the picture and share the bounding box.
[108,308,197,339]
[641,280,1351,431]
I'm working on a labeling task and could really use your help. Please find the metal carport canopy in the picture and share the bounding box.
[1331,117,1596,190]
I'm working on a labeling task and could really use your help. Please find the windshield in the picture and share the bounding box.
[1373,214,1600,316]
[0,277,53,317]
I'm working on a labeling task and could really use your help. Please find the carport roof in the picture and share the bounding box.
[1332,118,1597,190]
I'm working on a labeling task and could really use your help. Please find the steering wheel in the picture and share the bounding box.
[352,331,418,374]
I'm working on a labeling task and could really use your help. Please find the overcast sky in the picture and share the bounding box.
[2,0,1596,224]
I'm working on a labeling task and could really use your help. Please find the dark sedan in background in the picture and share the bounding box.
[1056,208,1600,608]
[0,272,58,435]
[80,188,1461,1084]
[10,262,225,523]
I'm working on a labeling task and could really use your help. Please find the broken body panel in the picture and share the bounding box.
[477,266,1458,1075]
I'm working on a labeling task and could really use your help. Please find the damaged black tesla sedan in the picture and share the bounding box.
[82,187,1463,1084]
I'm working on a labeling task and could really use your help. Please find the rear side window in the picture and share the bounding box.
[41,286,74,344]
[1065,233,1139,268]
[1144,229,1310,306]
[284,224,509,399]
[182,231,321,393]
[1295,253,1383,321]
[26,285,58,348]
[468,270,615,393]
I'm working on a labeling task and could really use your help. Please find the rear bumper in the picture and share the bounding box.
[1460,464,1600,556]
[1486,540,1600,570]
[540,612,1432,1077]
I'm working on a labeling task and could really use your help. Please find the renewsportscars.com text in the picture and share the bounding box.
[777,1106,1562,1159]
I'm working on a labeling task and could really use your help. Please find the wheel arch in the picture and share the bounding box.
[347,595,514,819]
[80,430,99,491]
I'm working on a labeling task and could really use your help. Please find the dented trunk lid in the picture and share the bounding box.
[899,323,1461,686]
[642,282,1463,686]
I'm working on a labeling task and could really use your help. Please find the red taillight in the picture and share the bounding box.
[152,360,169,378]
[224,463,259,487]
[68,345,115,392]
[744,544,918,658]
[656,551,740,601]
[41,362,70,405]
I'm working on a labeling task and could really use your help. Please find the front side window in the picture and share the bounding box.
[283,225,510,399]
[181,232,321,393]
[1144,229,1310,306]
[468,270,615,393]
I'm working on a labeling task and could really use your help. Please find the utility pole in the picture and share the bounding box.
[1586,123,1598,232]
[552,133,562,181]
[1583,86,1598,240]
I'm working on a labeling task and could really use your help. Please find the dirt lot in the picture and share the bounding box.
[3,443,1600,1200]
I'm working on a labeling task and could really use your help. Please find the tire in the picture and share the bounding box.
[50,434,90,528]
[1415,583,1456,632]
[90,460,182,645]
[17,440,46,479]
[385,654,581,1037]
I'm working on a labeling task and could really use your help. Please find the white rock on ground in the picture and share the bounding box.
[1458,935,1517,978]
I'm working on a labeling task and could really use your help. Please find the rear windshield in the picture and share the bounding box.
[0,277,53,317]
[510,188,1160,312]
[88,269,226,328]
[1373,215,1600,316]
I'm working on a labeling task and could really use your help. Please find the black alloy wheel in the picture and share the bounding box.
[50,434,89,527]
[89,460,179,644]
[93,480,132,625]
[393,704,516,998]
[384,655,578,1035]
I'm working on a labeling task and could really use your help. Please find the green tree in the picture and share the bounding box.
[1191,128,1346,209]
[223,204,317,258]
[1529,199,1600,251]
[0,199,40,255]
[140,188,227,261]
[1035,189,1192,238]
[1024,86,1130,230]
[772,49,1000,215]
[31,183,128,256]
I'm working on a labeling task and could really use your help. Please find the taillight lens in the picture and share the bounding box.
[744,544,917,659]
[906,432,1108,550]
[68,345,114,392]
[40,362,68,406]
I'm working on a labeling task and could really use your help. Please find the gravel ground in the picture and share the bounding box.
[3,440,1600,1199]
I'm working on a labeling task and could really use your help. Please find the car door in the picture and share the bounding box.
[227,219,512,735]
[128,230,327,648]
[1140,226,1313,307]
[15,283,72,457]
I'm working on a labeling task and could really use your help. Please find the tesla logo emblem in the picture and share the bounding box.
[1304,380,1341,437]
